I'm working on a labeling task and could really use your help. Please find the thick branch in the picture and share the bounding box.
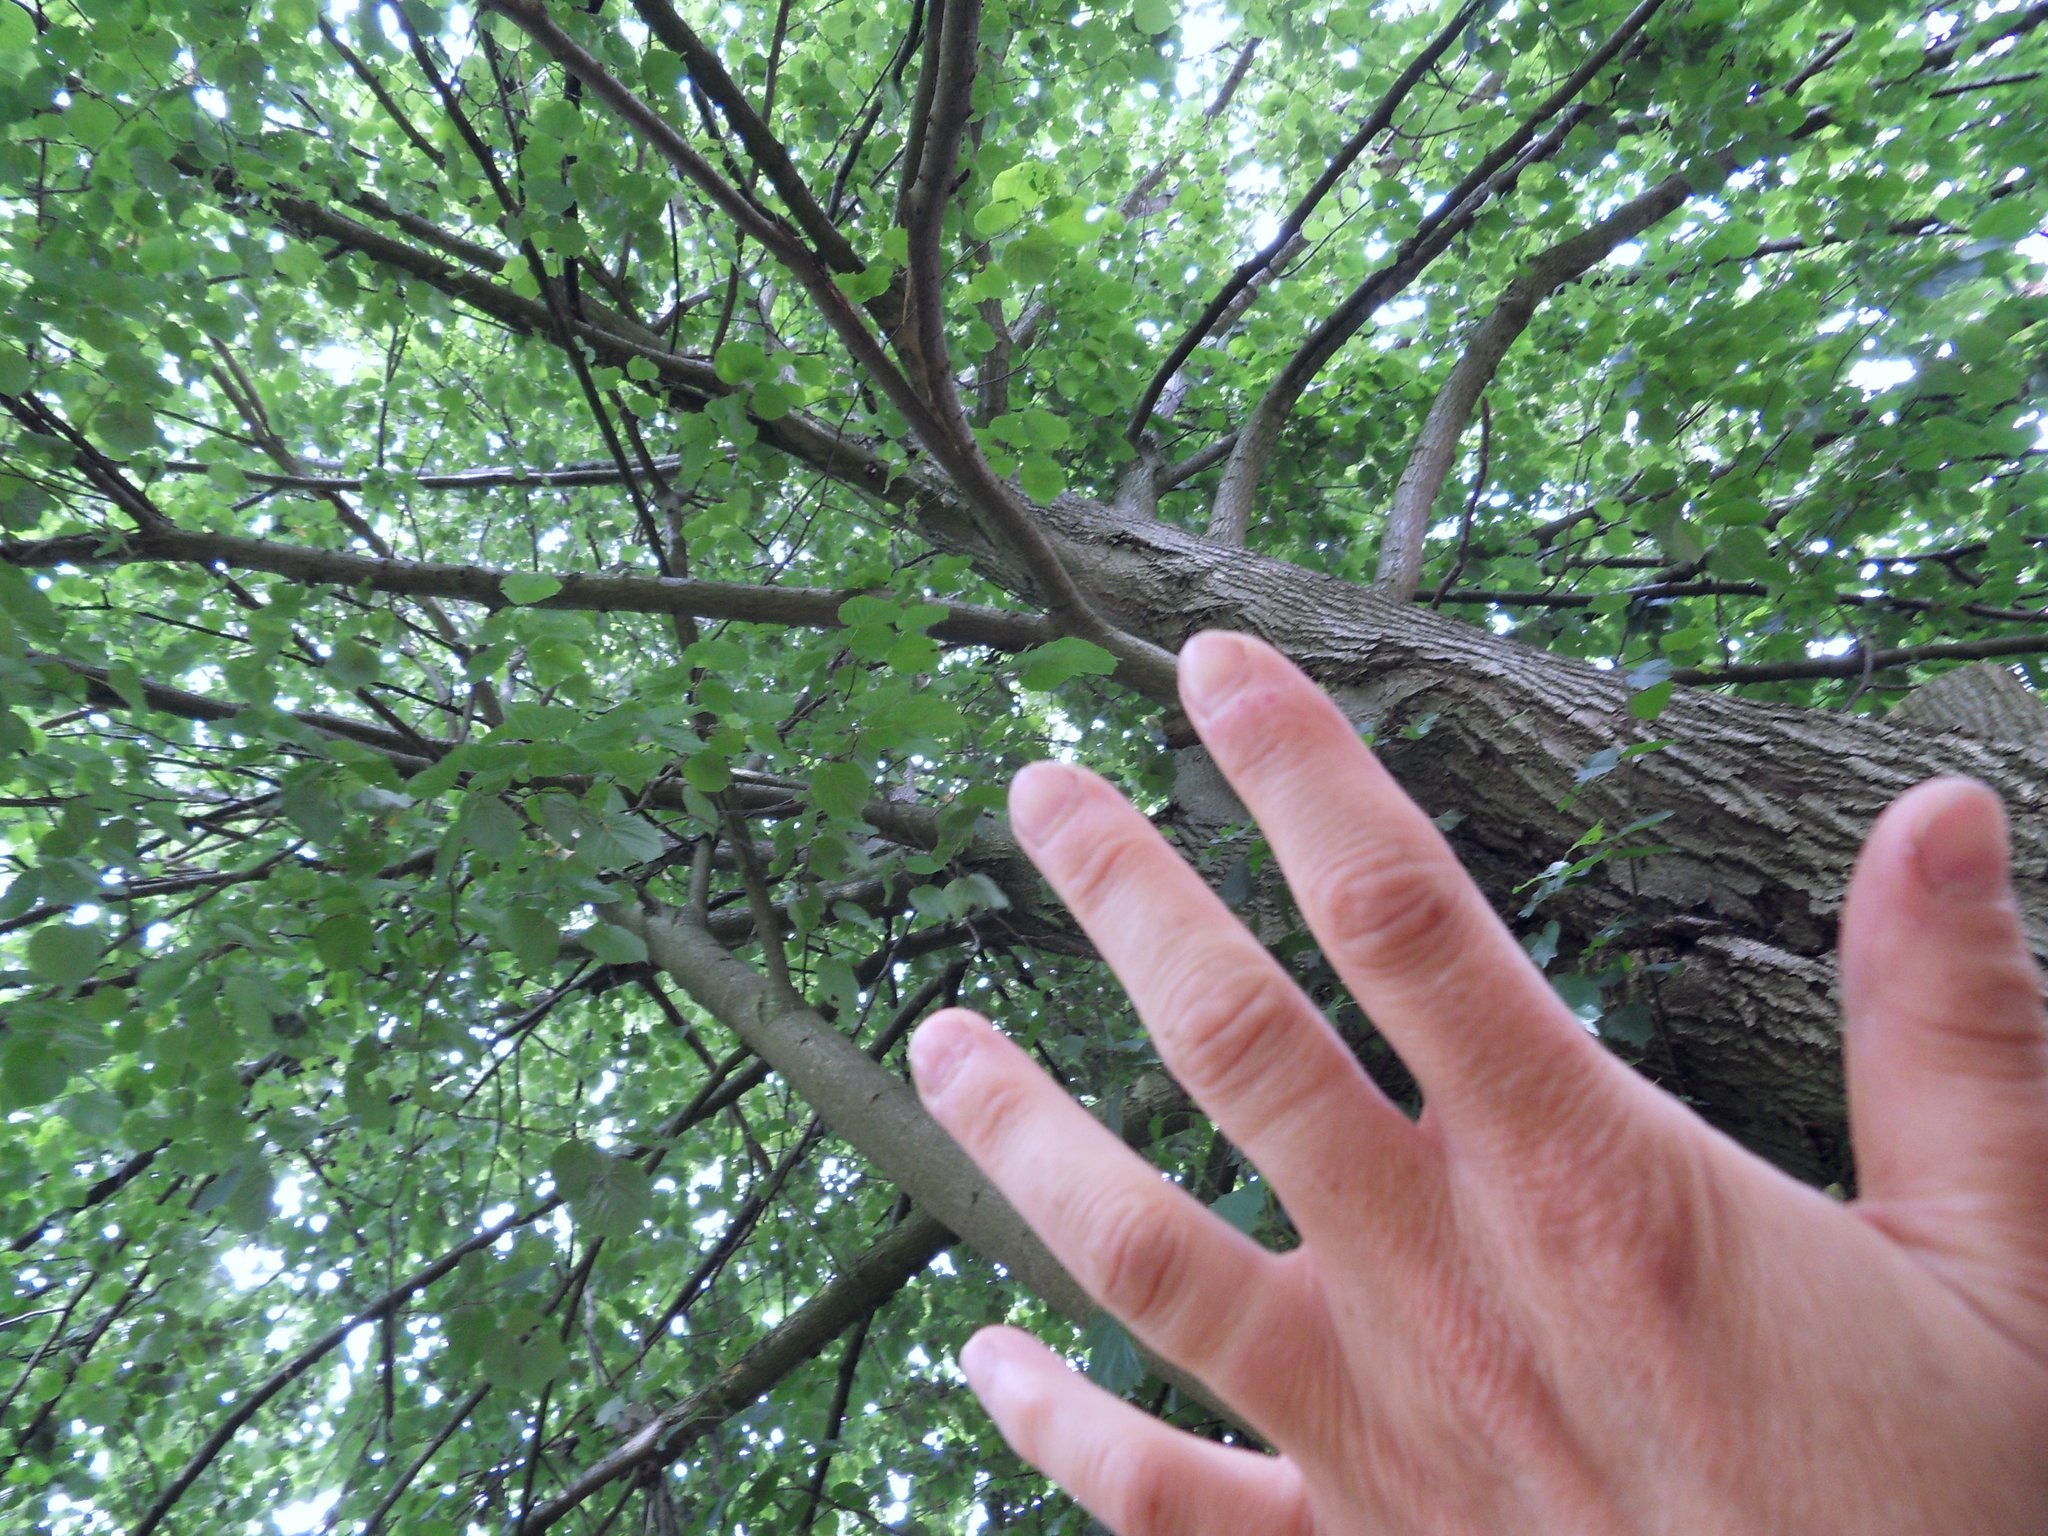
[896,0,982,411]
[1376,171,1696,599]
[612,899,1089,1318]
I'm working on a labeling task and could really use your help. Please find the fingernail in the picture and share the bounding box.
[1009,761,1078,845]
[1914,781,2010,900]
[1178,631,1253,718]
[909,1011,978,1097]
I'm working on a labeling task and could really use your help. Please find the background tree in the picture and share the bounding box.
[1,0,2043,1529]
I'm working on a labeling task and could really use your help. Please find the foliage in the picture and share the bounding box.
[0,0,2042,1530]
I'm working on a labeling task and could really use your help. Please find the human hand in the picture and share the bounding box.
[908,631,2048,1535]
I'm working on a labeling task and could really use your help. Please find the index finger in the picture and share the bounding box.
[1006,760,1434,1245]
[1176,631,1632,1157]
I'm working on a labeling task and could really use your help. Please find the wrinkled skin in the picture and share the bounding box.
[910,632,2048,1536]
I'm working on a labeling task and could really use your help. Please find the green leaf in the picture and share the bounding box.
[97,401,160,456]
[971,201,1023,238]
[502,572,564,605]
[1132,0,1174,30]
[1,1038,73,1109]
[312,912,374,970]
[548,1139,607,1198]
[642,49,686,96]
[484,1327,567,1393]
[584,815,666,870]
[713,340,768,384]
[225,1152,277,1233]
[750,378,797,419]
[1209,1181,1266,1235]
[810,761,870,820]
[1021,408,1070,448]
[502,905,561,972]
[581,923,649,966]
[460,797,526,860]
[26,924,101,987]
[1018,453,1064,502]
[1082,1310,1145,1394]
[551,1142,652,1238]
[1599,1003,1658,1048]
[1629,680,1674,720]
[0,3,33,67]
[326,638,380,688]
[1551,972,1604,1028]
[1016,637,1118,691]
[682,750,731,793]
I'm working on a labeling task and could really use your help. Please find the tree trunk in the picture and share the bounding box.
[946,493,2048,1186]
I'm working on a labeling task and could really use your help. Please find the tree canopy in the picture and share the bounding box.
[1,0,2044,1530]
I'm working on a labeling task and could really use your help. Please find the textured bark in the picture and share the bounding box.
[971,496,2048,1186]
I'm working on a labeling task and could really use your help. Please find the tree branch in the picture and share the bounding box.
[130,1208,543,1536]
[628,0,867,275]
[1206,0,1671,544]
[0,528,1054,651]
[1376,170,1697,599]
[513,1212,951,1533]
[610,897,1088,1318]
[475,1,1179,698]
[895,0,982,412]
[1127,0,1486,439]
[1673,632,2048,687]
[318,16,446,168]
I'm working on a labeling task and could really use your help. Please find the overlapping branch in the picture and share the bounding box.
[895,0,983,409]
[479,0,1180,698]
[630,0,868,276]
[1375,170,1698,598]
[1206,0,1672,544]
[1127,0,1489,440]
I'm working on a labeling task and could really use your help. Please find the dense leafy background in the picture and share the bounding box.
[0,0,2042,1530]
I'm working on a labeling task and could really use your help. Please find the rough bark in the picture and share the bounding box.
[967,494,2048,1186]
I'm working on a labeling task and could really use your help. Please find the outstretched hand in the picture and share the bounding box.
[909,631,2048,1535]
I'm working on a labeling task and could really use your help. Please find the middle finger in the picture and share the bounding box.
[1007,759,1433,1241]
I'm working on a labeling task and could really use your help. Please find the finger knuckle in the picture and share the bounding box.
[1484,1116,1717,1336]
[1090,1436,1182,1536]
[996,1358,1060,1464]
[1153,957,1300,1100]
[1076,1185,1185,1326]
[1945,948,2048,1058]
[1203,682,1299,779]
[1047,820,1148,918]
[959,1057,1040,1162]
[1310,846,1468,983]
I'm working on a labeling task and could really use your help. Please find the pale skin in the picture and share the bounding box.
[907,630,2048,1536]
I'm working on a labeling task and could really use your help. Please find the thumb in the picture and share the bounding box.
[1840,778,2048,1259]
